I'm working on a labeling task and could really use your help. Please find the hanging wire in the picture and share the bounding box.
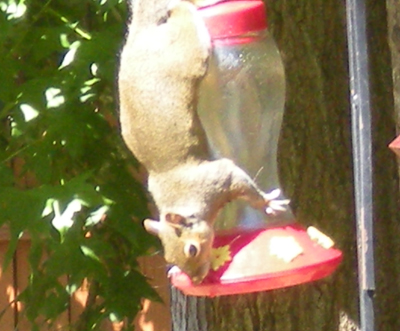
[345,0,376,330]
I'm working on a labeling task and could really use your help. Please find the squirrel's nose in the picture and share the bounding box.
[191,261,210,284]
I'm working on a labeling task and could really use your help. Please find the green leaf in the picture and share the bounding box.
[0,164,14,186]
[80,245,101,262]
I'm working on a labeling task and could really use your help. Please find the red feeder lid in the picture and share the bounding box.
[170,222,342,297]
[198,0,268,39]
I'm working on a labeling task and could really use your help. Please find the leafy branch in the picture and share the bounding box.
[0,0,160,330]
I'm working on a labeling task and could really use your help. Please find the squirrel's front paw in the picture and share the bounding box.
[263,189,290,215]
[167,265,182,278]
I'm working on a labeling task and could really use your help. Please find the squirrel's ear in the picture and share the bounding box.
[165,213,185,227]
[143,219,161,236]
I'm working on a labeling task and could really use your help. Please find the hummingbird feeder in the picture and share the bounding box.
[170,0,342,296]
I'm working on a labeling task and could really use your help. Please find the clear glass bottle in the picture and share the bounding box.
[198,0,293,230]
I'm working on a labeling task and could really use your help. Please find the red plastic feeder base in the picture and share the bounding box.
[170,223,342,297]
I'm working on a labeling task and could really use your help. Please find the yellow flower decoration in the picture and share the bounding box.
[211,245,232,271]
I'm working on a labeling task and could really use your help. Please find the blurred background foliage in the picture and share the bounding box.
[0,0,160,330]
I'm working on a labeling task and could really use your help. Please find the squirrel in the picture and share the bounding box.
[118,0,288,284]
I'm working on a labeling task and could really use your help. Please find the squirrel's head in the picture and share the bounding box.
[144,213,214,284]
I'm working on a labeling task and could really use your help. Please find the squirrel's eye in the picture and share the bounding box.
[184,242,200,258]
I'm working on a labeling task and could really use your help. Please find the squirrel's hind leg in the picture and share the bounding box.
[218,159,290,215]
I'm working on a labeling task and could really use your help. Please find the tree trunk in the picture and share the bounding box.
[387,0,400,132]
[171,0,400,330]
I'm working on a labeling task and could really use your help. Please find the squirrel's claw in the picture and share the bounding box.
[266,199,291,214]
[263,189,290,215]
[263,188,281,200]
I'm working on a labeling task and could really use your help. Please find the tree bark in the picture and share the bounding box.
[387,0,400,131]
[171,0,400,330]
